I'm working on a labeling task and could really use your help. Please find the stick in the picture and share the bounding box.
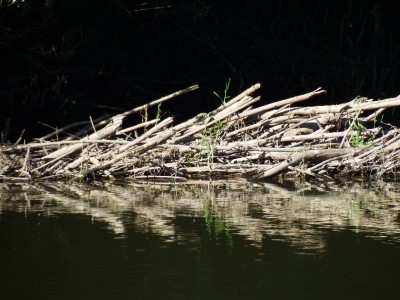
[234,87,327,120]
[250,148,355,179]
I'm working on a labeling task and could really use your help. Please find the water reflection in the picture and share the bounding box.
[1,179,399,254]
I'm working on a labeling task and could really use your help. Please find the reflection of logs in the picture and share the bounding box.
[3,83,400,181]
[1,181,400,253]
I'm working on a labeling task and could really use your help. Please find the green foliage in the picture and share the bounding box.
[155,103,166,120]
[45,0,54,8]
[213,78,231,105]
[346,111,379,148]
[199,120,223,163]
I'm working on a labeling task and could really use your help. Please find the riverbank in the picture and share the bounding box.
[2,83,400,182]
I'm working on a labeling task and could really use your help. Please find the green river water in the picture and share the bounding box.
[0,180,399,299]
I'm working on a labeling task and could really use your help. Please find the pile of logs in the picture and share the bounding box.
[2,83,400,182]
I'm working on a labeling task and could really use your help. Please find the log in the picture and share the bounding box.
[3,83,400,182]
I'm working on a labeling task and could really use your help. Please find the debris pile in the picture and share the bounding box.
[2,83,400,182]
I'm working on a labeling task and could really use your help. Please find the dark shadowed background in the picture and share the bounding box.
[1,0,400,141]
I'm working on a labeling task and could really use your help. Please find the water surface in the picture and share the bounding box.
[1,180,399,299]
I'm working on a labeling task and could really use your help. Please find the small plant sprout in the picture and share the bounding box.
[156,103,163,120]
[213,78,231,104]
[198,121,225,167]
[345,109,380,148]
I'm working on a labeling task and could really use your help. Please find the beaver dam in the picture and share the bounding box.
[2,83,400,182]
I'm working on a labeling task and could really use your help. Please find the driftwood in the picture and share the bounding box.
[1,83,400,182]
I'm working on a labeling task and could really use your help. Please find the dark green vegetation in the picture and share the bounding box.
[1,0,400,141]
